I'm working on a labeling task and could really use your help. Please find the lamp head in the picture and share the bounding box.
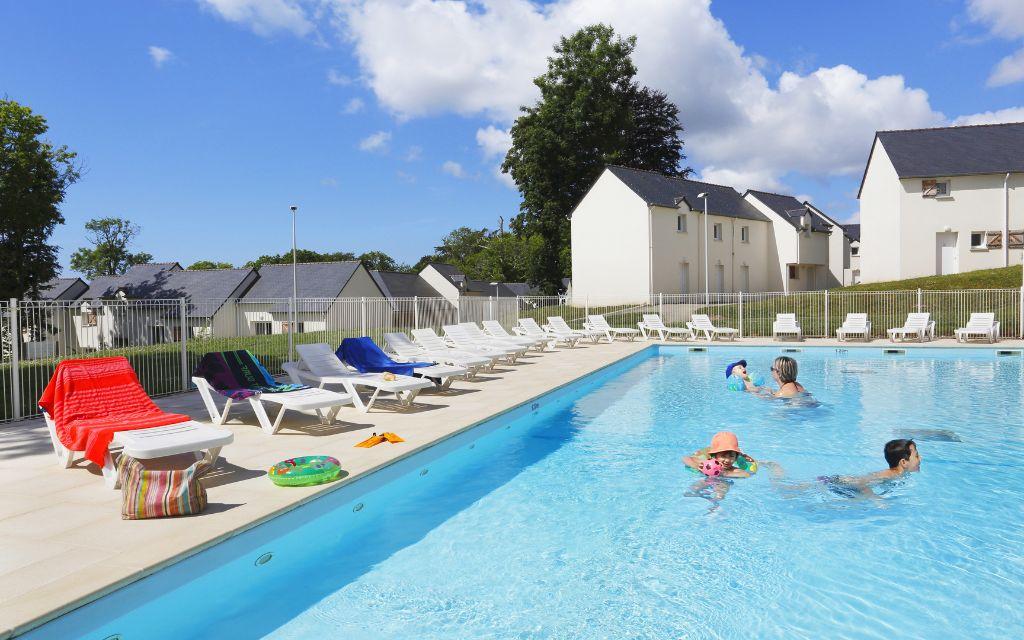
[289,205,298,212]
[697,192,707,199]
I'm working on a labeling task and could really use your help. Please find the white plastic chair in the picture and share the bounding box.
[637,314,694,341]
[461,322,540,352]
[516,318,579,348]
[887,313,936,342]
[836,313,872,341]
[689,314,738,342]
[772,313,803,341]
[385,332,490,377]
[443,324,524,363]
[955,313,1000,343]
[411,328,502,369]
[547,316,604,343]
[585,314,641,342]
[482,320,551,350]
[192,376,352,435]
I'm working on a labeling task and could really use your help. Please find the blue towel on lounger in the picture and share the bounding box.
[338,337,433,377]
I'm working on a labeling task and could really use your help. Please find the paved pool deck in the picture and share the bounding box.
[1,336,1020,637]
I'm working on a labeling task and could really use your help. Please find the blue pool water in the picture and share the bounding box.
[28,347,1024,639]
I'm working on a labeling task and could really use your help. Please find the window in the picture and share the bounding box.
[676,214,687,233]
[970,232,987,250]
[680,262,690,294]
[851,245,860,256]
[740,226,749,243]
[712,223,723,241]
[81,309,97,327]
[740,265,750,291]
[254,321,272,335]
[282,321,306,334]
[922,179,951,198]
[788,265,799,280]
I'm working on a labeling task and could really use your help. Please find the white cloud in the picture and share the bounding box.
[333,0,946,191]
[341,97,365,114]
[358,130,391,152]
[404,145,422,162]
[795,194,815,206]
[475,125,512,160]
[327,68,353,86]
[198,0,312,36]
[700,167,784,194]
[321,177,338,187]
[953,106,1024,125]
[442,160,466,178]
[987,48,1024,86]
[967,0,1024,39]
[148,46,173,68]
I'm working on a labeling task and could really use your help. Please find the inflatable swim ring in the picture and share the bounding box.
[727,373,766,391]
[269,455,342,487]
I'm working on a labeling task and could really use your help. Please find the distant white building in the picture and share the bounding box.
[858,122,1024,283]
[571,166,843,302]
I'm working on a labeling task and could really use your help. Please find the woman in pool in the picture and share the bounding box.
[770,356,806,398]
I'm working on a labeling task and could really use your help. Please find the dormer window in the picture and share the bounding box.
[922,179,950,198]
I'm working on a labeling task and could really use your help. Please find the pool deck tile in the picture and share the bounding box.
[0,336,1020,638]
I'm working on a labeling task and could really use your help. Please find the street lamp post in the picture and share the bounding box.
[697,193,709,304]
[289,205,298,363]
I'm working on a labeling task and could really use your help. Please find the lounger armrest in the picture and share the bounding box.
[994,321,1001,337]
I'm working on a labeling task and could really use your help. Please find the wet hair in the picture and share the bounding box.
[772,356,798,384]
[884,439,916,469]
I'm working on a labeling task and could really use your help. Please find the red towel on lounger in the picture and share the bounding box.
[38,356,192,466]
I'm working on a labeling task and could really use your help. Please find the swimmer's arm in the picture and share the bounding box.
[682,455,701,470]
[723,469,751,478]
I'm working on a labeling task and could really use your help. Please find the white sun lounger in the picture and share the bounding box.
[585,314,641,342]
[411,328,503,369]
[887,313,936,342]
[836,313,871,341]
[515,317,579,348]
[443,324,524,363]
[637,314,695,341]
[43,412,233,490]
[192,375,352,435]
[482,320,551,350]
[384,332,490,377]
[329,341,467,390]
[461,322,541,352]
[547,316,604,343]
[689,314,738,342]
[772,313,803,341]
[955,312,1000,343]
[284,343,439,412]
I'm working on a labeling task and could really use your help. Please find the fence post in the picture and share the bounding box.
[456,297,461,324]
[1020,286,1023,338]
[8,299,21,421]
[738,292,743,338]
[414,296,419,330]
[179,298,189,392]
[823,289,829,339]
[489,296,493,321]
[360,297,367,337]
[585,296,589,320]
[917,288,922,313]
[287,298,295,363]
[658,292,663,320]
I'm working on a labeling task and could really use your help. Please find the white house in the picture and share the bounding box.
[743,190,837,291]
[842,224,861,284]
[858,122,1024,283]
[572,166,792,303]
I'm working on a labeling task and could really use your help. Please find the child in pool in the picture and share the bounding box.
[725,359,760,392]
[772,439,921,498]
[682,431,755,479]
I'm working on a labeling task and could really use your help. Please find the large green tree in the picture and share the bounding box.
[502,24,688,292]
[0,99,80,299]
[70,217,153,279]
[244,249,356,270]
[188,260,233,270]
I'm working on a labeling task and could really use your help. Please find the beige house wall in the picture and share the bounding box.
[859,142,903,283]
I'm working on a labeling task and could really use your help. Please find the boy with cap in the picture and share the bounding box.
[725,359,760,392]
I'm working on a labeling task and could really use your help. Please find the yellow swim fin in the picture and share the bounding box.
[355,433,387,448]
[382,432,405,443]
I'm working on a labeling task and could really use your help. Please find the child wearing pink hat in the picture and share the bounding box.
[682,431,756,479]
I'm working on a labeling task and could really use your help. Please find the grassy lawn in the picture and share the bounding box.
[836,265,1023,291]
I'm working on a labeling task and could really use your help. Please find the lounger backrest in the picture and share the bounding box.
[482,320,511,337]
[843,313,868,327]
[443,324,474,346]
[586,315,610,330]
[384,332,424,358]
[296,343,350,377]
[642,314,666,329]
[547,316,573,333]
[518,318,544,335]
[691,314,714,329]
[904,312,931,328]
[459,322,489,339]
[967,312,995,326]
[412,328,451,352]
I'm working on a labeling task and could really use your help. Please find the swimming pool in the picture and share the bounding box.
[27,346,1024,639]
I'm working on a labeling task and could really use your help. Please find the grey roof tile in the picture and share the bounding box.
[36,277,88,301]
[876,122,1024,179]
[370,271,440,298]
[745,190,831,233]
[841,224,860,242]
[604,166,769,222]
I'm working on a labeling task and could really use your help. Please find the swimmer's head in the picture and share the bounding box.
[711,450,738,469]
[884,439,920,472]
[771,356,798,384]
[725,359,747,379]
[707,431,744,470]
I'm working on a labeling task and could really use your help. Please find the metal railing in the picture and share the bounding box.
[2,288,1021,422]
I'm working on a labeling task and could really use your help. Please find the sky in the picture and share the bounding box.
[2,0,1023,276]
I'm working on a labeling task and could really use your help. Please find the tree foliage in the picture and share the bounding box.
[501,24,688,292]
[358,250,413,273]
[0,99,80,299]
[414,225,539,283]
[188,260,233,270]
[70,217,153,279]
[244,249,411,273]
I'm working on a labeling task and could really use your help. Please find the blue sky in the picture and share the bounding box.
[2,0,1022,275]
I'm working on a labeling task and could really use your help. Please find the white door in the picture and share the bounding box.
[936,232,959,275]
[715,265,725,293]
[741,265,750,292]
[680,262,690,294]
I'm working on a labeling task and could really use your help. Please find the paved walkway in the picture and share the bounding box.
[1,336,1019,637]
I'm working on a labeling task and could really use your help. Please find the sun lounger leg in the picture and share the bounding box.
[101,451,120,490]
[247,398,280,435]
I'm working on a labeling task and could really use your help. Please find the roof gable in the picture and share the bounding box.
[37,277,88,301]
[745,190,831,233]
[841,224,861,242]
[605,166,769,222]
[370,271,440,298]
[873,122,1024,181]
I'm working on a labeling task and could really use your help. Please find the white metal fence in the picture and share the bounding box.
[2,288,1021,422]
